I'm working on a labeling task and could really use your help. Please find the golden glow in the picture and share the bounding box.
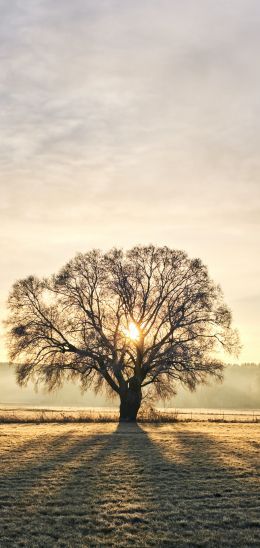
[128,322,139,340]
[124,321,140,341]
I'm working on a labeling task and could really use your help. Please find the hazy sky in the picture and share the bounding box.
[1,0,260,362]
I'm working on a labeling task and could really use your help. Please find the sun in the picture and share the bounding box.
[127,321,140,341]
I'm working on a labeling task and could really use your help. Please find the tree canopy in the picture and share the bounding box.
[6,245,239,420]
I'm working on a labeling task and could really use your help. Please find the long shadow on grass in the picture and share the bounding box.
[1,424,260,547]
[29,425,260,545]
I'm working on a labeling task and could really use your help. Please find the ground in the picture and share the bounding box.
[0,423,259,547]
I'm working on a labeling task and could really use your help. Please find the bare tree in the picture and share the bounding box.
[5,246,239,421]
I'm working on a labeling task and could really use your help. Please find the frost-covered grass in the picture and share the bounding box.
[0,423,259,546]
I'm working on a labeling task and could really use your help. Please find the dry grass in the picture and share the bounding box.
[0,407,175,424]
[0,422,259,547]
[0,408,119,424]
[0,407,258,424]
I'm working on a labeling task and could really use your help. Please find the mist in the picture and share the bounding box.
[1,363,259,410]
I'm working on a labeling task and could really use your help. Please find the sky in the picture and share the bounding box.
[0,0,260,363]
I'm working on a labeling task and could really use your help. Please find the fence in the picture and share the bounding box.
[158,408,260,422]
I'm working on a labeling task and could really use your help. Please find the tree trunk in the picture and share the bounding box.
[119,377,142,422]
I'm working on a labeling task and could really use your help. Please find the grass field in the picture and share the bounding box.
[0,423,259,547]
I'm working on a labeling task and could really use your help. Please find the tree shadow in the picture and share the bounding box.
[1,423,259,547]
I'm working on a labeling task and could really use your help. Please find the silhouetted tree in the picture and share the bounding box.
[6,246,239,421]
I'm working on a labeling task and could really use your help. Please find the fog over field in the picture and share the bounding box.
[1,363,259,410]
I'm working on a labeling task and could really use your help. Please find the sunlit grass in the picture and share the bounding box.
[0,423,259,546]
